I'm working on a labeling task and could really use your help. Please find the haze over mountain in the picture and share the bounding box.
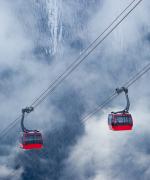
[0,0,150,179]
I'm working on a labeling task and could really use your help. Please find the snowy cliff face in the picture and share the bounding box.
[0,0,150,180]
[44,0,100,57]
[46,0,62,56]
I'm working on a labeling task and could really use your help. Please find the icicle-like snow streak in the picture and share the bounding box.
[46,0,62,56]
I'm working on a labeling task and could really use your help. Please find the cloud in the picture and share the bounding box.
[0,1,34,68]
[0,144,23,180]
[0,0,150,180]
[62,101,150,180]
[0,164,23,180]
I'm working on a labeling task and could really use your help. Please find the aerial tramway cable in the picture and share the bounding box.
[0,0,144,139]
[29,0,138,107]
[7,61,150,176]
[82,61,150,123]
[32,0,143,108]
[1,57,149,139]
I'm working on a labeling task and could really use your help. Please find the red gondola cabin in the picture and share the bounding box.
[108,113,133,131]
[20,131,43,150]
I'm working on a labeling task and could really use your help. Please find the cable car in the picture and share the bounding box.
[108,87,133,131]
[20,107,43,150]
[20,131,43,150]
[108,113,133,131]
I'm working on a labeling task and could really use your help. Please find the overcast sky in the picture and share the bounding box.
[0,0,150,180]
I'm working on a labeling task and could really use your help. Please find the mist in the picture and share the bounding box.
[0,0,150,179]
